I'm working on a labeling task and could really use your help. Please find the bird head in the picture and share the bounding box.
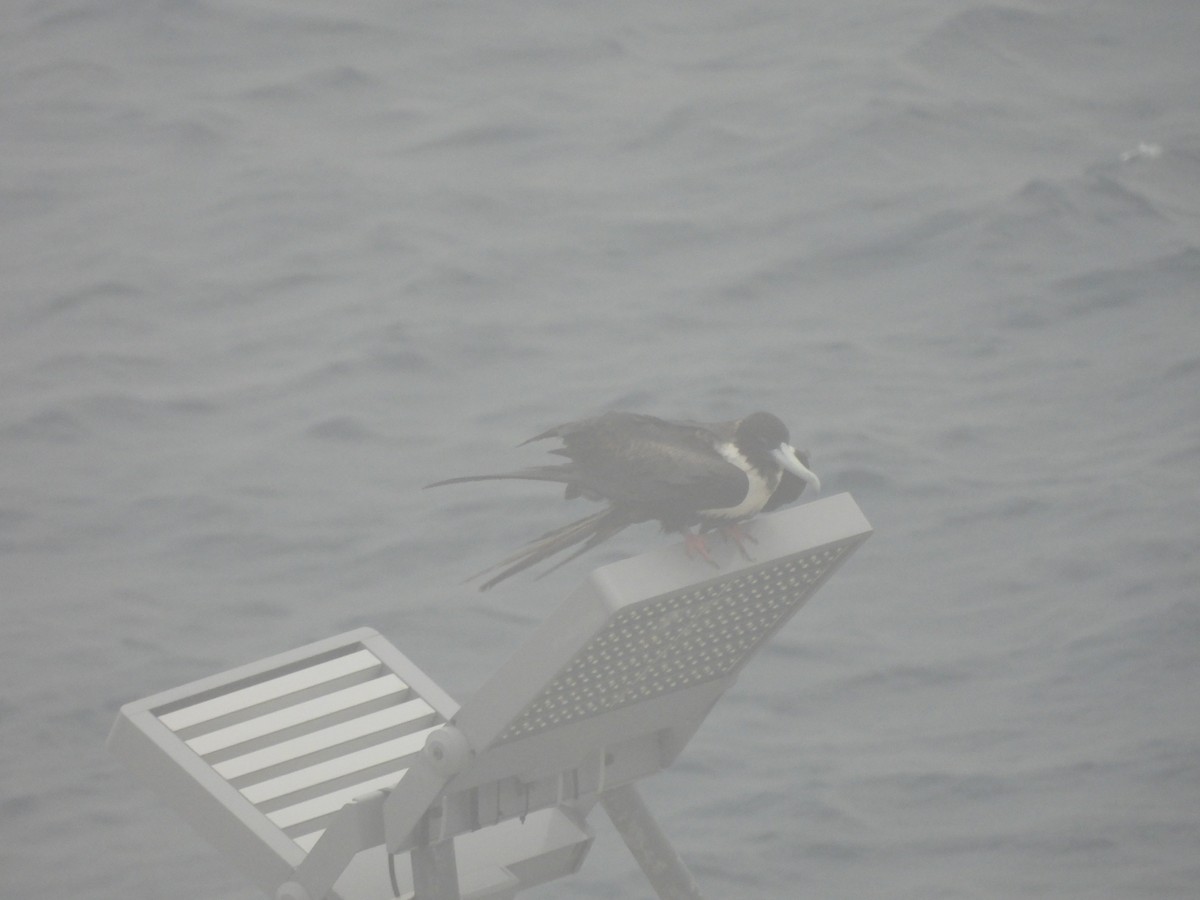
[737,411,821,493]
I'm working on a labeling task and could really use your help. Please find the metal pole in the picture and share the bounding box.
[600,783,706,900]
[410,838,461,900]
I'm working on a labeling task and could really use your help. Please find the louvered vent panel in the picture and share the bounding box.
[153,643,444,848]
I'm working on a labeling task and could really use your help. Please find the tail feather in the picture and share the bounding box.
[525,515,630,582]
[425,465,575,489]
[472,508,629,591]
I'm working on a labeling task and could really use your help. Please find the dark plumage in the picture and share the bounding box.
[427,411,820,590]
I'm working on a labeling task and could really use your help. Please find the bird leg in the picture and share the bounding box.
[683,531,720,568]
[720,522,758,561]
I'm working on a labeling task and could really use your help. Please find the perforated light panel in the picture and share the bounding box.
[495,539,856,744]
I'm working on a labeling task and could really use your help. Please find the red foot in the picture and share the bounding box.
[683,531,720,568]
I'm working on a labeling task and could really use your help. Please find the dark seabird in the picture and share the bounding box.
[427,411,821,591]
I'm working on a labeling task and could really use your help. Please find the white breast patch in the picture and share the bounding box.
[703,443,780,520]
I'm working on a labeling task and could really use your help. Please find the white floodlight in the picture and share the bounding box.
[110,493,871,900]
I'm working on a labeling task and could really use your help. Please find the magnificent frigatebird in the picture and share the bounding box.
[427,410,821,590]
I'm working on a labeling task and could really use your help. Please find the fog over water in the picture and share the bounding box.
[2,2,1198,898]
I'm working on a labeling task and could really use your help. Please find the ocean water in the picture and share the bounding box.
[2,1,1198,898]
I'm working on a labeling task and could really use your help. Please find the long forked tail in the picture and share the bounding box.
[425,465,575,490]
[471,507,629,591]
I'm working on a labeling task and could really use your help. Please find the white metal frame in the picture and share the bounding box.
[110,493,872,900]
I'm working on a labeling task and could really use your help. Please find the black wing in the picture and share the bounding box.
[533,412,750,523]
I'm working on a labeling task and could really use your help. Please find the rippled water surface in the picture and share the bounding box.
[3,2,1198,898]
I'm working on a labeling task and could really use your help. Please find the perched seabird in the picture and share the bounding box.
[427,411,820,590]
